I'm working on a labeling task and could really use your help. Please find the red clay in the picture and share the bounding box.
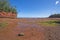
[0,18,60,40]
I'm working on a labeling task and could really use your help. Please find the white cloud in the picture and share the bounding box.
[55,1,59,5]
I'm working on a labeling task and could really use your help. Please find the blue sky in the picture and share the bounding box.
[10,0,60,18]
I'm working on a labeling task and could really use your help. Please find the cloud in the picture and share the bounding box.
[55,1,59,5]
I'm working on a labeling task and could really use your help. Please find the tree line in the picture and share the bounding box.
[49,14,60,18]
[0,0,17,13]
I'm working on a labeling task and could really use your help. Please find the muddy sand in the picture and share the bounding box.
[0,18,60,40]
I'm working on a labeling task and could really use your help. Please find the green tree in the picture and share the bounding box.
[0,0,17,13]
[11,7,17,13]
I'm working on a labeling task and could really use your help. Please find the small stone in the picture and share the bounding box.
[18,33,24,36]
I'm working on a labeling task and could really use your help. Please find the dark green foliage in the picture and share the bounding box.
[11,7,17,13]
[0,0,17,13]
[49,14,60,18]
[55,20,60,24]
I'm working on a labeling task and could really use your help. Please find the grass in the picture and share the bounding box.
[37,20,60,26]
[0,22,8,28]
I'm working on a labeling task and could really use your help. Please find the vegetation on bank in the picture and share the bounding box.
[38,20,60,26]
[49,14,60,18]
[0,22,8,28]
[0,0,17,13]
